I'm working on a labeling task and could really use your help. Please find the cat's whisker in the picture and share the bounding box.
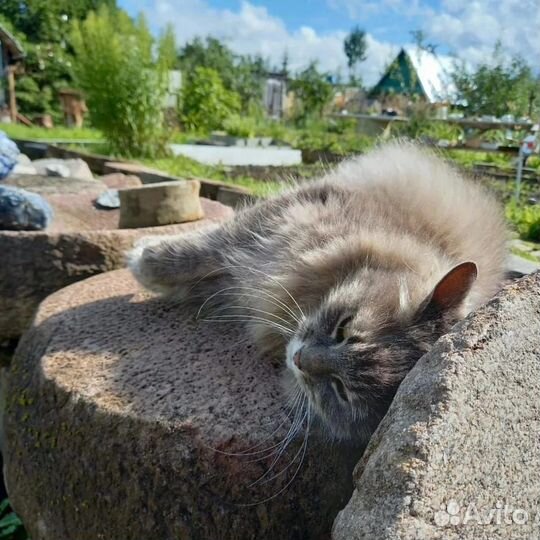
[240,406,311,506]
[202,316,294,337]
[207,305,296,332]
[248,396,308,485]
[243,399,306,464]
[193,265,305,321]
[199,287,302,324]
[202,315,293,334]
[205,391,304,458]
[254,409,311,486]
[195,285,302,325]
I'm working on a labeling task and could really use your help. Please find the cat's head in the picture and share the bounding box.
[285,261,477,441]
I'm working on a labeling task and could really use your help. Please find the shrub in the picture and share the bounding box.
[222,114,259,138]
[71,7,174,157]
[506,201,540,241]
[0,498,26,540]
[180,67,241,132]
[289,62,333,122]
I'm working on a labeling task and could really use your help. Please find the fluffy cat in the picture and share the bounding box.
[128,142,507,442]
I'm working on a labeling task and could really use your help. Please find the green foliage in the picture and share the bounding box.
[0,499,27,540]
[390,106,464,142]
[221,110,289,141]
[295,128,373,155]
[344,26,367,85]
[142,155,282,197]
[178,37,269,110]
[232,55,268,110]
[16,41,74,120]
[445,149,513,171]
[222,114,259,139]
[0,122,101,140]
[290,62,333,121]
[506,201,540,241]
[178,37,236,87]
[453,45,539,117]
[0,0,117,43]
[180,67,241,132]
[71,7,174,157]
[0,1,116,120]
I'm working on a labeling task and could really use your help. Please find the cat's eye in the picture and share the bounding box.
[335,316,353,343]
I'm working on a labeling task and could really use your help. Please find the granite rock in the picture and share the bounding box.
[0,171,233,339]
[3,269,359,540]
[333,271,540,540]
[31,158,94,181]
[0,185,54,231]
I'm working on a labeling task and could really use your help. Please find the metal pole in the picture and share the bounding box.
[514,146,524,202]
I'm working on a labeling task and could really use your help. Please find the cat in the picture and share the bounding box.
[128,141,507,443]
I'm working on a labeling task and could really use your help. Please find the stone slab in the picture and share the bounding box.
[119,180,203,228]
[0,199,233,339]
[333,271,540,540]
[3,269,359,540]
[170,144,302,166]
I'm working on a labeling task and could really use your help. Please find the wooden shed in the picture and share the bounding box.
[369,47,456,104]
[0,24,25,122]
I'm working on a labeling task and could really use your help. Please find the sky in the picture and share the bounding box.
[118,0,540,86]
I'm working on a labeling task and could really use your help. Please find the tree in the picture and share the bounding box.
[0,0,117,43]
[290,62,333,120]
[178,37,269,111]
[178,37,237,89]
[452,45,539,118]
[180,67,241,132]
[71,7,174,156]
[344,26,367,84]
[0,0,117,121]
[409,29,438,54]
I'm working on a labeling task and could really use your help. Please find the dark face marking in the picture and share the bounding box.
[287,303,451,442]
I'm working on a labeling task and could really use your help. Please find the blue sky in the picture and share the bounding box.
[117,0,539,85]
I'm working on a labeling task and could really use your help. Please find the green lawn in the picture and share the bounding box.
[0,123,103,142]
[140,155,286,198]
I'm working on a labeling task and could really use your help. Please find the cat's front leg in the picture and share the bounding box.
[127,224,229,298]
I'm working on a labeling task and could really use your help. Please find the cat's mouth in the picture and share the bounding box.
[286,338,351,407]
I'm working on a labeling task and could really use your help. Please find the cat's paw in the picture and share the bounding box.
[127,236,172,294]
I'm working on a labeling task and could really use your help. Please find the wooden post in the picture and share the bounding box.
[7,65,17,123]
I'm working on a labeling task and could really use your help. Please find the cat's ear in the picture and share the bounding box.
[417,262,478,319]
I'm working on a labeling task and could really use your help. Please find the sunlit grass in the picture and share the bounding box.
[141,155,285,198]
[0,123,103,142]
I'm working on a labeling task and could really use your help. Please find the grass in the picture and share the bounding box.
[510,246,540,262]
[0,499,26,540]
[0,123,103,142]
[141,155,285,197]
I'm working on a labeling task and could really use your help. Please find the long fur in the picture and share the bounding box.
[128,142,507,441]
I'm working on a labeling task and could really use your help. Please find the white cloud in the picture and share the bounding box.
[136,0,539,91]
[140,0,398,86]
[426,0,540,69]
[330,0,540,70]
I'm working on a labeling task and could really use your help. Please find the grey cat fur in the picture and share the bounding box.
[128,141,507,441]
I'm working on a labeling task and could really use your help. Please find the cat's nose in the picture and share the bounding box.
[296,347,333,377]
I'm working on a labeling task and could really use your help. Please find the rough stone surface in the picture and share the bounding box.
[119,180,204,228]
[333,271,540,540]
[31,158,94,181]
[0,185,54,230]
[0,198,232,339]
[10,164,37,175]
[95,189,120,209]
[3,270,360,540]
[104,161,178,184]
[99,173,142,190]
